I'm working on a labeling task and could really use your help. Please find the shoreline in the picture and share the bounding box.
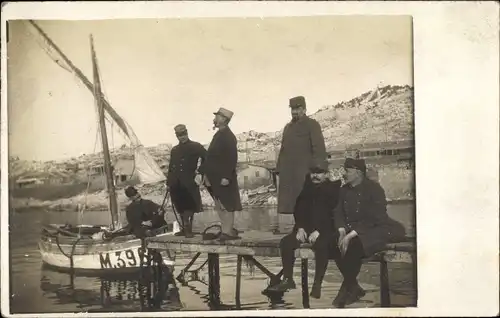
[11,195,415,213]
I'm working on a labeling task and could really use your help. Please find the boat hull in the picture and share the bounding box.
[39,224,177,275]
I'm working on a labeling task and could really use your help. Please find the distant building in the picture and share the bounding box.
[13,170,73,189]
[236,163,274,190]
[113,159,140,185]
[15,177,44,189]
[327,139,414,166]
[89,164,105,176]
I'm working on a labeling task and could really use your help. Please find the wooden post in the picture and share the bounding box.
[411,252,418,305]
[301,258,310,309]
[208,253,221,307]
[379,258,391,307]
[155,251,163,309]
[235,255,242,308]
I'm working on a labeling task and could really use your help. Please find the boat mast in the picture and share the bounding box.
[89,35,119,228]
[28,21,134,139]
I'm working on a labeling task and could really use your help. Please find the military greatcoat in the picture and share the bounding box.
[276,116,328,214]
[167,140,207,213]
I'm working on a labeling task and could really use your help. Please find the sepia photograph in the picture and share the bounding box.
[6,15,416,314]
[1,2,498,317]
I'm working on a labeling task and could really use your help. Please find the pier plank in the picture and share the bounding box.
[146,230,415,263]
[144,230,416,309]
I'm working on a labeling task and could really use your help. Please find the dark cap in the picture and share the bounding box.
[289,96,306,109]
[310,166,328,174]
[343,158,366,174]
[174,124,187,134]
[310,158,329,173]
[125,186,139,198]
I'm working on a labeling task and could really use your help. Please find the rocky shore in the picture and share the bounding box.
[11,169,414,212]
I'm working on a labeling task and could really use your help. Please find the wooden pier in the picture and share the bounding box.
[143,230,416,309]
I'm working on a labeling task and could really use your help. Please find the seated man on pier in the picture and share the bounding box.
[268,163,342,299]
[105,186,167,240]
[331,158,406,308]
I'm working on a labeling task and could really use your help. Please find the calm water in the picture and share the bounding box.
[8,203,416,314]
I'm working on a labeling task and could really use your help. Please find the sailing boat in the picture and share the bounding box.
[30,21,178,274]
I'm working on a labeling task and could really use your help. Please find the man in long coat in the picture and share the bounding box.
[332,158,406,308]
[167,124,207,238]
[276,96,328,220]
[198,107,243,241]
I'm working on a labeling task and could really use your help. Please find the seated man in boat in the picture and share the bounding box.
[105,186,167,240]
[331,158,406,308]
[267,163,342,299]
[167,124,207,238]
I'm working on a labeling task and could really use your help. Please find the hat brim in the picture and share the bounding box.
[310,168,329,173]
[214,111,231,119]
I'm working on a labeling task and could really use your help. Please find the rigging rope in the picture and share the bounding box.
[78,126,101,233]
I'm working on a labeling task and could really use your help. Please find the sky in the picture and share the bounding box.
[7,16,413,161]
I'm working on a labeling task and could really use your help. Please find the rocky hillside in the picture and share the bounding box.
[235,84,414,162]
[9,84,413,178]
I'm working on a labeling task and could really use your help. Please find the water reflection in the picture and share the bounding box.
[10,203,416,313]
[39,266,182,312]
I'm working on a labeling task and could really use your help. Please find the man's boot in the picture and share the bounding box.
[185,212,194,238]
[310,282,322,299]
[344,281,366,306]
[267,277,296,292]
[175,214,185,236]
[332,280,349,308]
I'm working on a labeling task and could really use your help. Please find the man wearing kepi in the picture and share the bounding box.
[275,95,328,232]
[332,158,406,308]
[166,124,207,238]
[268,162,342,299]
[198,107,243,241]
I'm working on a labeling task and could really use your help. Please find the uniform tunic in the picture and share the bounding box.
[293,176,342,237]
[276,116,328,214]
[333,178,406,256]
[167,140,207,213]
[125,198,166,238]
[198,127,243,212]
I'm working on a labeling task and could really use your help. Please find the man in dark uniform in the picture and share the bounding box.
[275,95,328,233]
[198,107,243,241]
[332,158,406,308]
[121,186,167,239]
[167,124,207,238]
[268,163,342,299]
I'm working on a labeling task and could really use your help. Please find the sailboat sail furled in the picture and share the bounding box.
[27,20,166,185]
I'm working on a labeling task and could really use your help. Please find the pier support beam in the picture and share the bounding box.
[207,253,221,308]
[379,259,390,307]
[176,252,202,285]
[301,258,310,309]
[235,255,242,308]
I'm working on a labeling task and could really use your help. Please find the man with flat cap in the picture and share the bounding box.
[275,95,328,232]
[331,158,406,308]
[105,186,167,239]
[268,160,342,299]
[198,107,243,241]
[167,124,207,238]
